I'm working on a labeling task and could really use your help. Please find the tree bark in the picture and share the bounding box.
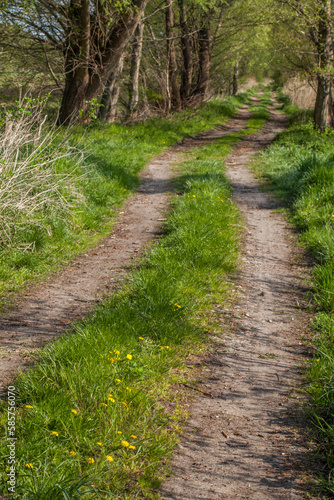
[126,19,144,118]
[58,0,148,125]
[313,0,333,131]
[194,23,210,105]
[178,0,193,106]
[99,56,124,123]
[58,0,90,125]
[232,61,239,95]
[166,0,181,111]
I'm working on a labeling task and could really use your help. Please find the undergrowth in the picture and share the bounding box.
[251,92,334,496]
[0,96,270,498]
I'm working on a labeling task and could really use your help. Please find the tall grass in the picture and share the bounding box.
[0,98,85,250]
[251,97,334,495]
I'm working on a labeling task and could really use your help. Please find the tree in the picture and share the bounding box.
[274,0,334,130]
[1,0,148,124]
[126,18,145,118]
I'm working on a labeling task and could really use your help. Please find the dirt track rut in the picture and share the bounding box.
[160,108,315,499]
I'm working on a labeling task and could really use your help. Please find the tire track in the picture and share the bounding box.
[160,107,315,499]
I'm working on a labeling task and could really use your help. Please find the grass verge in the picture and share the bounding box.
[0,99,269,498]
[0,94,249,301]
[251,95,334,495]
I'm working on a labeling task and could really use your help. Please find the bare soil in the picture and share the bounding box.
[160,109,317,499]
[0,104,253,392]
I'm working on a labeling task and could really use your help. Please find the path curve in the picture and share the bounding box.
[160,107,315,499]
[0,104,254,392]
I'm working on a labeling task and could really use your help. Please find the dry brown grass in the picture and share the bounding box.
[0,100,84,248]
[283,78,316,109]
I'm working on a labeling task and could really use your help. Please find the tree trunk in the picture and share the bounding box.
[193,24,210,105]
[232,61,239,95]
[58,0,148,125]
[58,0,90,125]
[178,0,193,106]
[313,0,333,131]
[99,56,124,123]
[126,19,144,118]
[166,0,181,111]
[314,74,332,131]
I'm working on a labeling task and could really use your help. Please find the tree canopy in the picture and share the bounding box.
[0,0,333,128]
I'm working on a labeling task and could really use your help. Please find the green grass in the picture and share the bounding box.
[251,97,334,495]
[0,94,249,302]
[245,89,272,132]
[0,97,271,499]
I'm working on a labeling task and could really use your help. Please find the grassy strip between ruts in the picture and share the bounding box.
[251,88,334,496]
[0,93,250,302]
[0,101,269,498]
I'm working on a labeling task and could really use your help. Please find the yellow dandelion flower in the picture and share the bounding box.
[115,379,121,383]
[114,350,120,355]
[109,358,114,363]
[139,336,144,340]
[51,431,59,436]
[97,442,103,446]
[25,405,33,409]
[71,409,77,414]
[122,402,128,407]
[126,354,132,360]
[101,403,108,407]
[108,397,115,403]
[129,445,136,450]
[26,463,33,469]
[86,458,95,464]
[160,347,164,350]
[70,451,76,456]
[126,387,131,392]
[106,456,114,462]
[130,435,137,439]
[192,195,196,197]
[116,357,122,361]
[117,431,122,435]
[166,346,170,349]
[121,441,129,447]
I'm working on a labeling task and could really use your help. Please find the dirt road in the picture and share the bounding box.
[0,100,315,498]
[160,107,315,499]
